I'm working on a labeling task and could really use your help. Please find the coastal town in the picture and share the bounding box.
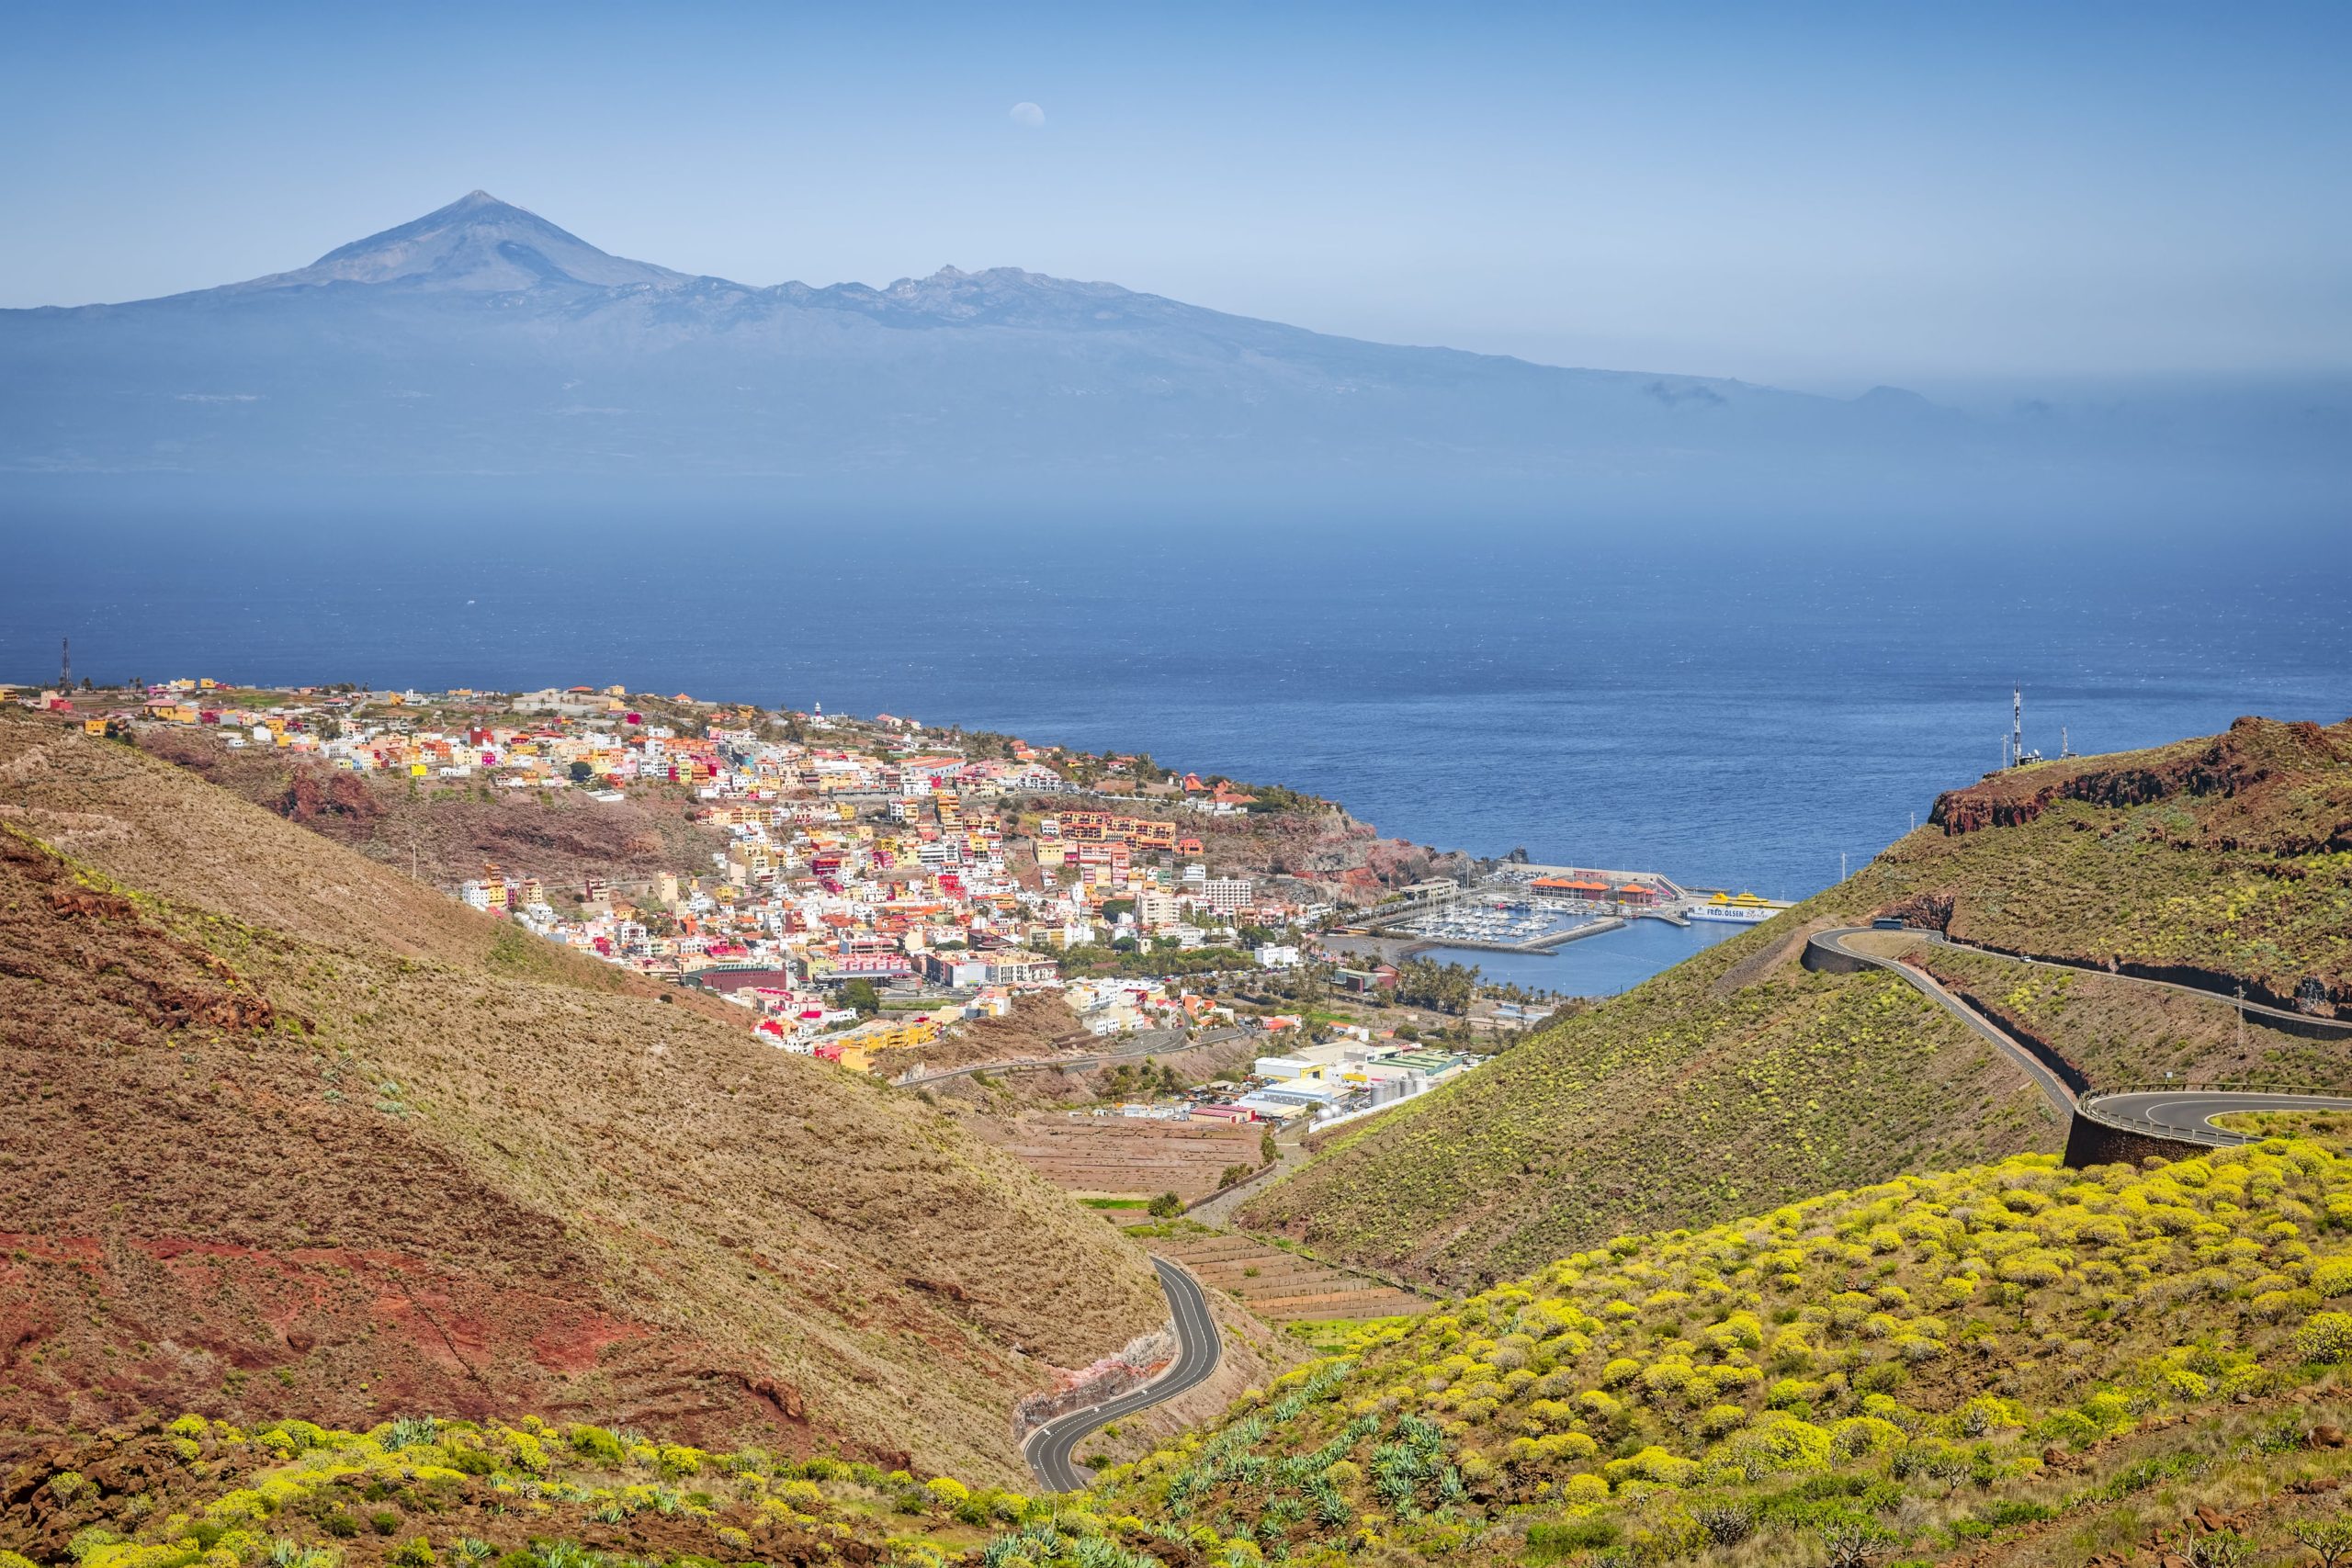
[18,674,1535,1134]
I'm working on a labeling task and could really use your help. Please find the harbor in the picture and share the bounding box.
[1326,865,1794,996]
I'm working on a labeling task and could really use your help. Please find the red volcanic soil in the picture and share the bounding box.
[0,826,806,1454]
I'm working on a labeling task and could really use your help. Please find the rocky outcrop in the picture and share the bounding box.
[1012,1324,1177,1438]
[1930,716,2349,837]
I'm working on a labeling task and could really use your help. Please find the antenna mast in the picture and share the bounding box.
[2010,684,2023,770]
[60,637,71,689]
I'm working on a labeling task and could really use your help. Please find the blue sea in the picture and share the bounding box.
[6,500,2347,996]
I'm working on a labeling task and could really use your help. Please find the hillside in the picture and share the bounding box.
[1238,920,2052,1291]
[1078,1135,2352,1568]
[138,727,725,897]
[27,1135,2352,1568]
[1894,716,2352,1016]
[1238,716,2352,1291]
[0,708,1166,1483]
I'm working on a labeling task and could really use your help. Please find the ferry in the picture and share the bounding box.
[1690,890,1780,924]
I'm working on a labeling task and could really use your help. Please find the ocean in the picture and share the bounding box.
[7,502,2346,996]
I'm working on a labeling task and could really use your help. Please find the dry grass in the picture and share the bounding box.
[0,709,1165,1485]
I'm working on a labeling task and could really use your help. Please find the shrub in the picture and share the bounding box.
[566,1426,625,1466]
[1602,1446,1699,1488]
[1527,1517,1618,1556]
[1691,1500,1755,1545]
[2293,1518,2352,1568]
[2185,1533,2253,1568]
[2297,1312,2352,1363]
[1854,1360,1907,1393]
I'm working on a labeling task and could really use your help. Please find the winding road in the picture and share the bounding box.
[1023,1257,1224,1492]
[1811,927,2076,1119]
[1812,925,2352,1148]
[2072,1089,2352,1147]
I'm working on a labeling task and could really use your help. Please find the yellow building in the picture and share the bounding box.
[826,1014,946,1068]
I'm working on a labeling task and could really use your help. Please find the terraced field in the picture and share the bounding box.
[1151,1233,1430,1322]
[971,1112,1267,1201]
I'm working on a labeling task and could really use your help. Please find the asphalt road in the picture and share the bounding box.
[1921,930,2351,1038]
[1813,927,2075,1118]
[1816,926,2352,1145]
[1023,1257,1223,1492]
[2075,1089,2352,1146]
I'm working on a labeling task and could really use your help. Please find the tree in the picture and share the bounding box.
[568,760,595,784]
[1260,1129,1278,1167]
[842,978,882,1016]
[2296,1519,2352,1568]
[1147,1192,1182,1219]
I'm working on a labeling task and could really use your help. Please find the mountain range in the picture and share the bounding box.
[6,190,2341,501]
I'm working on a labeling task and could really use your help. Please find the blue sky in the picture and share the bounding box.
[6,1,2348,390]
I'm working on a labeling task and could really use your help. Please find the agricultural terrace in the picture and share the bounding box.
[1089,1137,2352,1566]
[970,1114,1266,1203]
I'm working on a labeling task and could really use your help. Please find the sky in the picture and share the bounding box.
[6,1,2349,392]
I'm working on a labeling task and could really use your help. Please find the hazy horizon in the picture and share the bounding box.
[7,2,2350,396]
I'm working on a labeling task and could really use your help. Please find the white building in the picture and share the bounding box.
[1202,877,1253,914]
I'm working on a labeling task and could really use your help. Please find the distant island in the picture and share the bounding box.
[4,190,2335,505]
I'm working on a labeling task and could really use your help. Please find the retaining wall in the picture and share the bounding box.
[2062,1113,2215,1168]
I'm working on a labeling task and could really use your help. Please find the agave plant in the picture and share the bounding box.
[382,1416,440,1451]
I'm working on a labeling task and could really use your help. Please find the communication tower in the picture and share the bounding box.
[2006,685,2042,768]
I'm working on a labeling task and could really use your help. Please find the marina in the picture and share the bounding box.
[1329,864,1793,992]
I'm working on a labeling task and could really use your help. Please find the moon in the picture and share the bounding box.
[1009,102,1045,129]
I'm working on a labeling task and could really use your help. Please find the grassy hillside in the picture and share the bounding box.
[0,1415,1046,1568]
[19,1138,2352,1568]
[1239,716,2352,1292]
[1903,942,2348,1089]
[1892,716,2352,1013]
[1238,921,2053,1290]
[1082,1135,2352,1568]
[0,710,1165,1483]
